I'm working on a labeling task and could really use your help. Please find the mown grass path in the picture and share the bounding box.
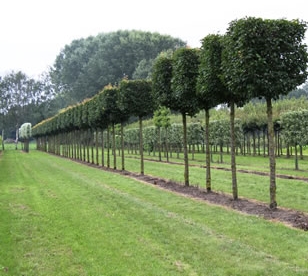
[1,149,308,275]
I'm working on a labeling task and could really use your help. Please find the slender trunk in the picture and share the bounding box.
[158,127,162,161]
[286,144,290,158]
[266,97,277,209]
[107,127,110,168]
[95,130,99,165]
[230,100,238,200]
[205,109,211,192]
[300,145,303,160]
[263,128,266,157]
[15,126,19,150]
[257,131,261,156]
[121,122,125,170]
[219,144,223,163]
[83,131,86,161]
[192,144,195,160]
[86,130,90,163]
[91,130,94,164]
[2,130,4,151]
[295,144,299,170]
[139,117,144,175]
[165,127,169,162]
[112,123,116,170]
[182,113,189,186]
[252,131,256,156]
[101,130,105,167]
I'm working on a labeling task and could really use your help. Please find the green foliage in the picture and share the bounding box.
[281,110,308,146]
[119,79,153,119]
[152,54,174,108]
[223,17,308,101]
[168,124,183,146]
[171,48,200,116]
[0,71,54,137]
[132,59,154,80]
[153,106,171,129]
[124,128,139,146]
[197,34,226,110]
[187,123,203,145]
[52,30,186,104]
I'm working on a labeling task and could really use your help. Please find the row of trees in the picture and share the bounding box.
[33,17,308,209]
[0,31,185,141]
[0,71,55,140]
[152,18,307,208]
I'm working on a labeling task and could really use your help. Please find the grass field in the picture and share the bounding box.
[1,147,308,275]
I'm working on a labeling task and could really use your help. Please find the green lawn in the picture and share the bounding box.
[1,149,308,275]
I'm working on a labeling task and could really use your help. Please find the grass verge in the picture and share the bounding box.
[1,149,308,275]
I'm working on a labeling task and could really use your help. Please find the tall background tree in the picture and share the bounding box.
[51,30,185,106]
[222,17,308,208]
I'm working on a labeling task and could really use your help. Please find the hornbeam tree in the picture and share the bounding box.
[153,48,200,185]
[119,79,153,175]
[197,34,226,192]
[281,110,308,170]
[222,17,308,209]
[101,85,123,170]
[171,48,200,186]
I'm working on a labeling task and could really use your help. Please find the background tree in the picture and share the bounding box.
[51,31,185,105]
[222,17,308,209]
[153,106,171,161]
[281,110,308,170]
[0,70,55,140]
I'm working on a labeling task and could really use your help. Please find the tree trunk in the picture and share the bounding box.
[91,130,94,164]
[219,144,223,163]
[112,123,116,170]
[165,127,169,162]
[2,130,4,151]
[101,130,105,167]
[300,145,303,160]
[266,97,277,209]
[139,117,144,175]
[15,126,19,150]
[294,144,299,170]
[230,100,238,200]
[95,130,99,165]
[107,127,110,168]
[121,122,125,171]
[158,127,162,161]
[205,109,211,192]
[182,113,189,186]
[263,128,267,157]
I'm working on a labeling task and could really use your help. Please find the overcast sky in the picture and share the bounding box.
[1,0,308,78]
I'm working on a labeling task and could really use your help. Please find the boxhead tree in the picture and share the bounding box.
[222,17,308,208]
